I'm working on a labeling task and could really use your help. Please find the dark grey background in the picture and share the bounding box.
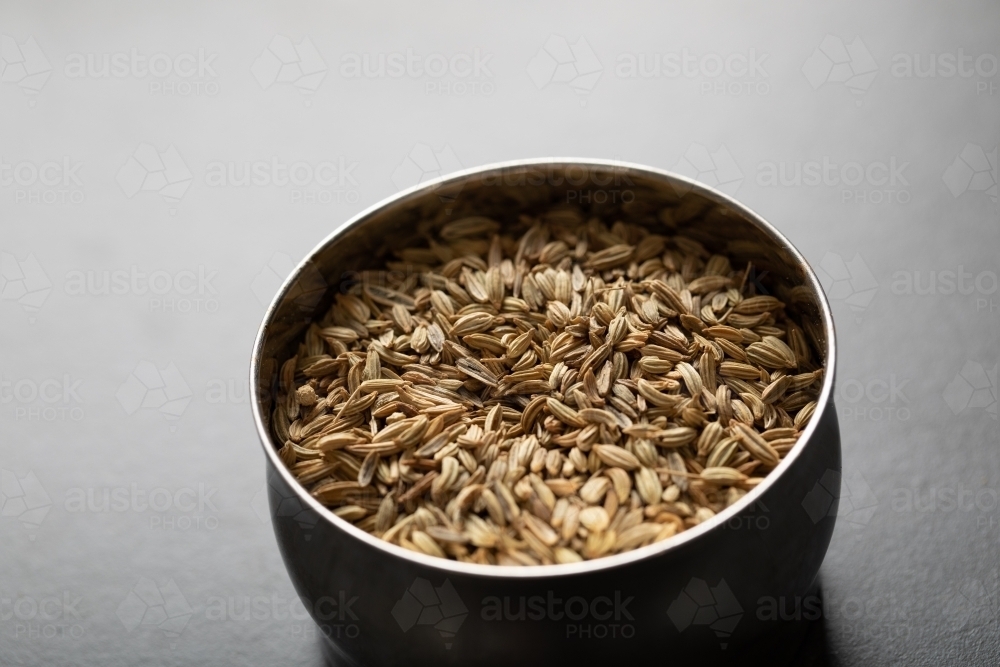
[1,1,997,665]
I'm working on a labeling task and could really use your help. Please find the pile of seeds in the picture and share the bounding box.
[271,209,824,565]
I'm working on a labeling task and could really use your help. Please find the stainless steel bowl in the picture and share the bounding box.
[250,159,840,667]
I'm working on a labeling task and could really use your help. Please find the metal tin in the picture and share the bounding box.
[250,160,840,666]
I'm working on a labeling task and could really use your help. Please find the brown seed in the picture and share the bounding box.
[315,432,359,452]
[732,422,780,467]
[594,445,641,471]
[614,523,661,552]
[456,357,499,387]
[585,244,634,270]
[603,467,632,504]
[579,506,611,532]
[451,312,496,337]
[410,530,446,558]
[635,467,663,505]
[676,362,703,396]
[554,547,583,564]
[579,476,612,504]
[374,493,396,534]
[333,505,367,522]
[583,530,617,559]
[353,451,378,489]
[700,467,748,484]
[746,336,798,369]
[761,375,792,404]
[719,361,763,379]
[733,295,783,314]
[546,398,586,428]
[636,379,679,408]
[522,512,560,546]
[358,379,405,394]
[546,478,582,498]
[696,421,724,457]
[654,427,698,449]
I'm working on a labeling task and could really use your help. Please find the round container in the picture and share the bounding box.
[250,159,840,667]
